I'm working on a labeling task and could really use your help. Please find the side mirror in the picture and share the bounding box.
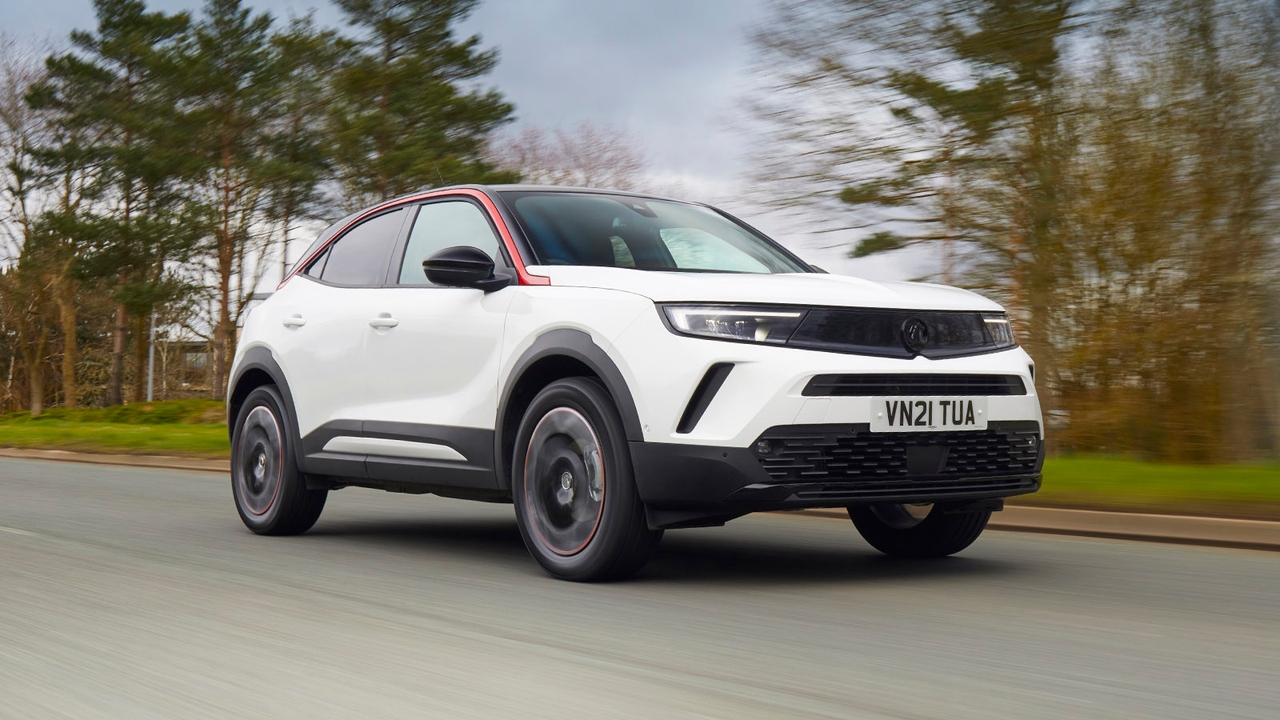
[423,246,512,292]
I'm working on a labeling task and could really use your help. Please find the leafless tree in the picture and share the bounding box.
[0,36,54,414]
[490,122,649,191]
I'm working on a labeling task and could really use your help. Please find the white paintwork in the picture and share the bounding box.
[322,436,466,462]
[531,266,1005,311]
[359,286,514,430]
[248,279,386,438]
[230,198,1042,470]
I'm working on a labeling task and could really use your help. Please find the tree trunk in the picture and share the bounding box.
[23,329,48,417]
[28,359,44,416]
[280,208,293,284]
[131,312,148,403]
[5,354,13,412]
[214,228,233,400]
[212,127,235,401]
[55,278,78,408]
[108,303,128,406]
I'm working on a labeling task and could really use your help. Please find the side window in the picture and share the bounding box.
[303,246,329,278]
[319,209,406,286]
[398,200,502,285]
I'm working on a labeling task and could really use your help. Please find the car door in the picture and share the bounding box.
[360,197,515,490]
[272,206,409,478]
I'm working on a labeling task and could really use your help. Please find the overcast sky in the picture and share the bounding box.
[6,0,920,280]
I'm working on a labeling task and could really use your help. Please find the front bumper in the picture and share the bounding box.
[631,421,1043,528]
[610,313,1043,447]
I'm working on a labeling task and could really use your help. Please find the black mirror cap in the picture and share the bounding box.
[423,246,512,292]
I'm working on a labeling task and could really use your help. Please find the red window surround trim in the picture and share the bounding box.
[279,187,551,289]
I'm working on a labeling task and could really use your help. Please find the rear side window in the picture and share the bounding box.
[292,208,362,277]
[319,209,406,286]
[303,246,329,278]
[398,200,502,285]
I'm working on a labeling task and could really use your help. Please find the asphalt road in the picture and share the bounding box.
[1,458,1277,719]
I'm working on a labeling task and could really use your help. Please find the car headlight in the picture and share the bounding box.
[661,304,807,345]
[982,312,1017,348]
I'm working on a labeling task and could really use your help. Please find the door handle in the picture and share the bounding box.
[282,314,306,328]
[368,313,399,329]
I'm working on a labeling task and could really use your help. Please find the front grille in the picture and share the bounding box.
[786,308,1009,359]
[755,422,1041,495]
[803,374,1026,397]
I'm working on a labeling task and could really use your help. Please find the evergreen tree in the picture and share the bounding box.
[330,0,517,206]
[27,0,202,406]
[263,16,347,281]
[180,0,280,400]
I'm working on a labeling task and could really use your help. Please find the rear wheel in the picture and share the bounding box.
[231,385,326,535]
[848,503,989,558]
[512,378,662,581]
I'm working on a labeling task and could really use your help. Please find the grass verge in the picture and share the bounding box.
[1016,456,1280,521]
[0,422,229,458]
[0,399,229,458]
[0,398,225,425]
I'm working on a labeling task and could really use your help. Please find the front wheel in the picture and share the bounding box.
[848,503,990,558]
[512,378,662,581]
[231,385,327,535]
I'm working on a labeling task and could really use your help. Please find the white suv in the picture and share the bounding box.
[228,186,1043,580]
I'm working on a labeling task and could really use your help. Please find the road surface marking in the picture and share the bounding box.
[0,526,36,536]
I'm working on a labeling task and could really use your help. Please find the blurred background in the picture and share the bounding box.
[0,0,1277,516]
[1,4,1278,717]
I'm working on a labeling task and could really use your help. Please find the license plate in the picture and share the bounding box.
[871,397,988,432]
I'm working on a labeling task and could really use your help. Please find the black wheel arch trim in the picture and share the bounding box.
[494,328,644,490]
[228,346,305,469]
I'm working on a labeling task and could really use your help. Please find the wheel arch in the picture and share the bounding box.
[228,347,304,467]
[495,329,643,491]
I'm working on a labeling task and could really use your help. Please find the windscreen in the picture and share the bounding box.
[503,192,810,274]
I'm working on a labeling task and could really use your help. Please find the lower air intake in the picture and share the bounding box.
[754,421,1042,489]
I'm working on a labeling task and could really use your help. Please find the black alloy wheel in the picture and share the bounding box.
[231,385,327,535]
[513,378,662,581]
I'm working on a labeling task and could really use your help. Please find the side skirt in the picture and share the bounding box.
[301,420,503,496]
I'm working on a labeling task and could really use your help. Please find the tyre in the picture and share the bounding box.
[512,377,662,581]
[848,503,989,558]
[231,385,327,535]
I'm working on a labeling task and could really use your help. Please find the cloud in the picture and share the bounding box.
[463,0,770,183]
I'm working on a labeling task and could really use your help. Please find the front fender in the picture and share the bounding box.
[494,328,643,490]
